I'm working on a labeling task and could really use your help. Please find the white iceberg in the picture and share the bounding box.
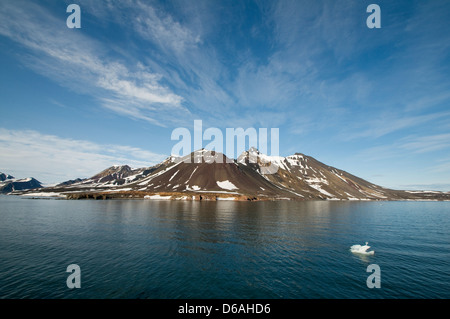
[350,242,374,255]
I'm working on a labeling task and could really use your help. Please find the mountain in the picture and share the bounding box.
[52,164,163,191]
[14,150,450,201]
[56,178,86,187]
[120,150,290,199]
[237,147,402,200]
[0,172,43,194]
[0,172,14,181]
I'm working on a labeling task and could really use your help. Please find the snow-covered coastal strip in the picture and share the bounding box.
[21,192,66,198]
[216,197,236,201]
[144,194,172,200]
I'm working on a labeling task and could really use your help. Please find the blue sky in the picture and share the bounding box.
[1,0,450,190]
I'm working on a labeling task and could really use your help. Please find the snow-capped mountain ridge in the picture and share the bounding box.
[13,150,450,201]
[0,172,43,194]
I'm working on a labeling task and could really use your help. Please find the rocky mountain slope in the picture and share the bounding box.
[0,172,42,194]
[13,149,450,201]
[0,172,15,181]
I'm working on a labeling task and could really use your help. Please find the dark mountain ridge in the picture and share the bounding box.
[0,172,42,194]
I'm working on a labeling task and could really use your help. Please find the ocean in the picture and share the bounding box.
[0,195,448,299]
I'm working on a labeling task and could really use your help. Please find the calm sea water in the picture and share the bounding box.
[0,195,448,299]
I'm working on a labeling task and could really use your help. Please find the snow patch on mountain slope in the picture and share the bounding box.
[306,177,329,185]
[217,180,238,190]
[169,170,179,181]
[137,161,182,185]
[333,172,348,183]
[185,166,198,184]
[308,183,334,198]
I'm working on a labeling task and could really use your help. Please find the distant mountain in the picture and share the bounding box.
[0,172,42,194]
[56,178,86,187]
[0,172,14,181]
[54,164,163,190]
[12,150,450,201]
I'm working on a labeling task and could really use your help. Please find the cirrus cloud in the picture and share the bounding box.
[0,128,167,184]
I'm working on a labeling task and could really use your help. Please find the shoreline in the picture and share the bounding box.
[9,190,450,202]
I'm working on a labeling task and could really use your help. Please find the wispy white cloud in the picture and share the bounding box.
[0,1,186,126]
[342,111,450,141]
[396,183,450,192]
[428,160,450,175]
[78,0,311,127]
[132,1,202,54]
[77,0,242,126]
[2,0,450,141]
[400,133,450,154]
[357,132,450,162]
[0,128,167,183]
[403,91,450,112]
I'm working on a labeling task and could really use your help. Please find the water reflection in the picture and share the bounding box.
[2,196,449,298]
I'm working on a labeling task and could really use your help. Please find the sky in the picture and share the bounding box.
[0,0,450,191]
